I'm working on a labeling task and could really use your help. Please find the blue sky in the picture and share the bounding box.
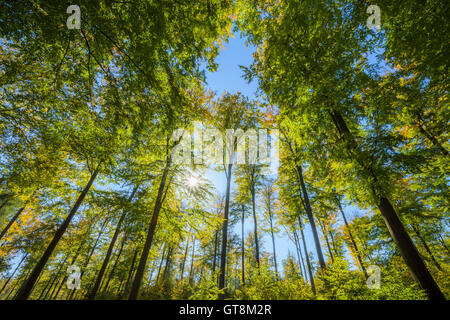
[200,31,363,275]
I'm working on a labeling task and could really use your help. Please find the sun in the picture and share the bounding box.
[186,176,200,188]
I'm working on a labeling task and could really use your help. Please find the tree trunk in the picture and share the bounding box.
[412,225,442,271]
[128,158,171,300]
[189,239,196,283]
[40,254,69,300]
[298,217,316,295]
[212,230,218,274]
[268,212,278,279]
[103,234,128,293]
[218,163,232,296]
[250,183,260,271]
[88,186,138,299]
[180,235,190,280]
[0,253,28,295]
[156,244,167,282]
[329,109,445,300]
[292,230,305,282]
[318,219,334,263]
[296,164,326,270]
[15,167,99,300]
[241,204,245,286]
[67,216,109,300]
[337,201,366,276]
[0,207,25,242]
[121,247,138,298]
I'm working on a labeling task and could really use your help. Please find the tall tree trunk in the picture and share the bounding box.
[296,164,326,269]
[156,244,167,282]
[0,253,28,295]
[328,225,339,256]
[298,217,316,295]
[0,207,25,242]
[318,219,334,263]
[7,269,31,300]
[293,230,306,283]
[241,204,245,286]
[439,235,450,255]
[129,158,171,300]
[121,247,138,298]
[268,212,278,279]
[329,109,445,300]
[250,183,260,270]
[338,200,367,277]
[103,234,128,293]
[67,217,109,300]
[212,230,218,274]
[15,167,99,300]
[40,254,69,300]
[88,186,138,299]
[180,235,190,280]
[218,163,232,296]
[412,225,442,271]
[189,239,196,283]
[162,246,173,282]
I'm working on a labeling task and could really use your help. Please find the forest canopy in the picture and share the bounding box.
[0,0,448,301]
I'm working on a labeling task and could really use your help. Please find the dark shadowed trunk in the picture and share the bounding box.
[241,204,245,285]
[329,109,445,300]
[296,164,325,270]
[250,182,260,271]
[129,157,171,300]
[218,163,232,296]
[15,167,99,300]
[0,207,25,242]
[298,217,316,295]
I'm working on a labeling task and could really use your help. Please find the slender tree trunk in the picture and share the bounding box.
[180,235,190,280]
[0,253,28,295]
[0,207,25,242]
[298,218,316,295]
[241,204,245,286]
[412,225,442,271]
[41,254,69,300]
[121,248,138,298]
[88,186,138,299]
[318,219,334,263]
[67,217,109,300]
[129,158,171,300]
[328,225,339,256]
[329,109,445,300]
[292,231,305,282]
[212,230,218,274]
[296,164,326,269]
[189,239,196,283]
[439,235,450,255]
[218,163,232,296]
[268,212,278,279]
[156,244,167,282]
[338,200,367,276]
[416,121,448,156]
[162,246,173,282]
[250,183,260,270]
[103,234,128,293]
[7,269,31,300]
[15,168,99,300]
